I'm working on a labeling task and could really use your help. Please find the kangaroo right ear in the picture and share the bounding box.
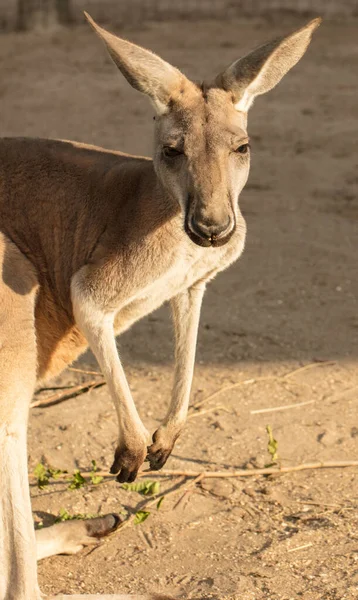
[215,18,321,112]
[84,12,187,115]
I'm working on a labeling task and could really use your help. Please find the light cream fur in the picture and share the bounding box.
[0,15,320,600]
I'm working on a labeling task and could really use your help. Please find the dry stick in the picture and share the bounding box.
[192,360,336,412]
[30,379,106,409]
[287,543,313,553]
[115,476,188,534]
[192,376,288,410]
[172,474,205,510]
[29,460,358,486]
[36,384,79,392]
[251,382,358,415]
[68,367,103,377]
[143,461,358,478]
[283,360,336,379]
[251,399,316,415]
[294,500,343,509]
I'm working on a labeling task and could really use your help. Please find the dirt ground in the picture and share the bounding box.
[0,14,357,600]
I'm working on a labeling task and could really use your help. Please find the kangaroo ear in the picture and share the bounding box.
[215,18,321,112]
[84,12,186,115]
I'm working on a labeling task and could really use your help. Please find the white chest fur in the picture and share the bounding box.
[71,216,246,335]
[112,224,246,334]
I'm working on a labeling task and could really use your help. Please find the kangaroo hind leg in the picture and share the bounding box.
[0,232,40,600]
[36,514,122,560]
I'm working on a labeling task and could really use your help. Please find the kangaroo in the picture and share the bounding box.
[0,13,320,599]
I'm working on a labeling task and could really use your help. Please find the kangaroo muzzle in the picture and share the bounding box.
[185,210,236,248]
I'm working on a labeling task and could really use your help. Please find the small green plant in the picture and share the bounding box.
[34,459,105,492]
[68,470,87,490]
[156,496,164,510]
[90,460,103,485]
[55,508,100,523]
[122,480,160,496]
[68,461,104,490]
[134,510,150,525]
[34,463,50,489]
[265,424,279,467]
[34,463,67,489]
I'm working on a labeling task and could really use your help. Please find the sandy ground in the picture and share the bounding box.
[0,14,357,600]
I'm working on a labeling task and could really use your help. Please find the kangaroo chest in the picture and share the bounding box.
[113,228,245,334]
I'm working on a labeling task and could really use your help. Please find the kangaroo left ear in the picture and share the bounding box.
[84,12,188,115]
[215,18,321,113]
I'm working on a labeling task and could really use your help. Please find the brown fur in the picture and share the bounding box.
[0,138,170,380]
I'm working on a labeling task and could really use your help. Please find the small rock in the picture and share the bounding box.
[242,487,256,498]
[210,420,225,431]
[351,426,358,438]
[266,488,291,506]
[201,479,234,498]
[317,427,338,446]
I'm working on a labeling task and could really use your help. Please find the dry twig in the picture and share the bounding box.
[29,460,358,486]
[68,367,102,377]
[193,376,284,409]
[250,399,315,415]
[30,379,106,409]
[192,360,337,413]
[172,474,205,510]
[143,461,358,479]
[287,542,313,553]
[284,361,336,379]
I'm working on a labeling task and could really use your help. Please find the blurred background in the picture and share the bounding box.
[0,0,355,365]
[0,0,358,31]
[1,2,357,599]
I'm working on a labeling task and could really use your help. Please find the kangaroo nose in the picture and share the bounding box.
[190,216,232,242]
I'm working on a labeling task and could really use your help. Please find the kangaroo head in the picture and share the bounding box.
[85,13,321,248]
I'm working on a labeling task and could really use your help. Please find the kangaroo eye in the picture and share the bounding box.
[235,143,250,155]
[163,146,183,159]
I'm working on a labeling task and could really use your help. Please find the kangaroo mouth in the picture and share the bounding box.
[184,213,236,248]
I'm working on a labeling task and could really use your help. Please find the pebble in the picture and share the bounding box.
[201,479,234,498]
